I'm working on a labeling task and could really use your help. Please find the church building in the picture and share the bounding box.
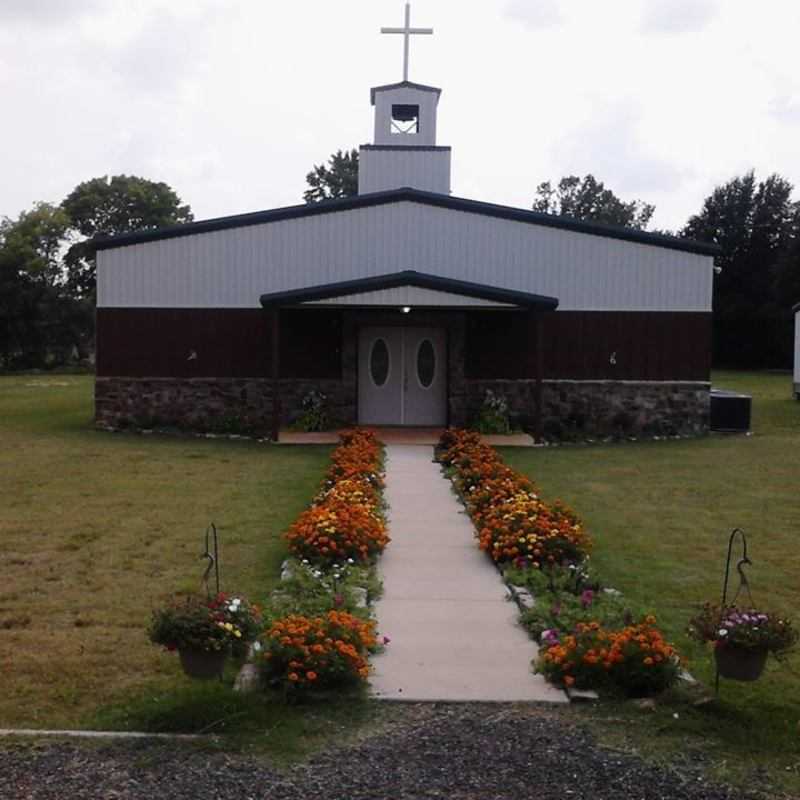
[94,5,718,441]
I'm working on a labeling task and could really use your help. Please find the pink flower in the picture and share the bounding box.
[580,589,595,609]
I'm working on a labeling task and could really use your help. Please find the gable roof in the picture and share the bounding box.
[93,187,720,257]
[370,81,441,104]
[259,270,559,310]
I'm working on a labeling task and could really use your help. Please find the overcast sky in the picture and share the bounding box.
[2,0,798,232]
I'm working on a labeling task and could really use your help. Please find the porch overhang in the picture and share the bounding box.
[259,270,560,311]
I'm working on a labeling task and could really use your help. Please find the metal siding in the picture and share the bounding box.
[358,148,451,194]
[795,310,800,386]
[373,87,438,146]
[98,202,713,312]
[308,286,512,307]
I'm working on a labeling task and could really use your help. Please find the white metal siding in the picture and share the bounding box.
[794,309,800,388]
[373,87,438,146]
[358,148,451,194]
[97,201,713,312]
[308,286,512,307]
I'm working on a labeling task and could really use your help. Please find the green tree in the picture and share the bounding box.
[303,149,359,203]
[773,204,800,309]
[0,203,74,368]
[683,171,797,367]
[533,174,655,230]
[61,174,193,297]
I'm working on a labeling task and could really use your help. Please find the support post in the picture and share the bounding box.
[533,311,544,444]
[271,309,281,443]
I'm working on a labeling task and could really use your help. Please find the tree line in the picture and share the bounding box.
[0,176,192,370]
[2,160,796,371]
[306,150,800,368]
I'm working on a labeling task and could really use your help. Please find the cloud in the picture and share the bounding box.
[641,0,717,34]
[769,95,800,125]
[550,99,692,203]
[0,0,98,26]
[504,0,562,30]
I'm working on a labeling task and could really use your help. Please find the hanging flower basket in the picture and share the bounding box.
[178,647,227,680]
[714,644,768,682]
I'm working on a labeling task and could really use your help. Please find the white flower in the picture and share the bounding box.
[718,629,728,637]
[253,641,262,652]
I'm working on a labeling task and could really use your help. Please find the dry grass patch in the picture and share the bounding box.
[0,375,330,729]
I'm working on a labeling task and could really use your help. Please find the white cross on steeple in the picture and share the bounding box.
[381,2,433,83]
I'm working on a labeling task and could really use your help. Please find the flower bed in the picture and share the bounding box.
[285,429,389,565]
[259,610,377,692]
[538,617,681,696]
[256,429,389,695]
[436,428,682,698]
[436,429,591,568]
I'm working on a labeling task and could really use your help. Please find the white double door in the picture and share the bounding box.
[358,326,447,426]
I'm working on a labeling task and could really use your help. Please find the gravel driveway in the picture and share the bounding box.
[0,704,756,800]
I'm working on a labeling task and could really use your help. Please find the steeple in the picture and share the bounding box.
[357,3,451,196]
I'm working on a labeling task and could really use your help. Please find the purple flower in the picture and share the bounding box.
[580,589,595,609]
[542,629,560,645]
[382,635,391,645]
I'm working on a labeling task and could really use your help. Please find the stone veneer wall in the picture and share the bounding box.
[95,377,353,435]
[97,375,709,440]
[464,379,710,439]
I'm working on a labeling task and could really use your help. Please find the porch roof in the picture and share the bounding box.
[258,270,559,311]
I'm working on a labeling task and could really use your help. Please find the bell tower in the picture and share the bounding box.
[358,3,451,195]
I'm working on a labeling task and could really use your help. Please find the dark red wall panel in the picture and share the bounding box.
[466,311,711,381]
[96,308,342,379]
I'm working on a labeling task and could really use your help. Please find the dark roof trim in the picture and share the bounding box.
[259,270,559,311]
[370,81,441,104]
[94,187,721,256]
[361,144,451,152]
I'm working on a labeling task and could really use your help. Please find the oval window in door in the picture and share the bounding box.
[370,338,390,387]
[417,339,436,388]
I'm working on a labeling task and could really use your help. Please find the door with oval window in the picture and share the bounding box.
[358,327,446,426]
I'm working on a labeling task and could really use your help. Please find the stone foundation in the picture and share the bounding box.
[95,377,353,436]
[465,380,710,439]
[96,377,710,440]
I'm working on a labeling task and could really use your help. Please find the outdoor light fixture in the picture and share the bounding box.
[401,306,412,314]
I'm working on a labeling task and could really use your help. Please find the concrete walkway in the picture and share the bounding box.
[371,445,567,703]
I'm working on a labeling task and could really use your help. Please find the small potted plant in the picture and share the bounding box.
[474,389,511,435]
[688,603,797,681]
[148,593,263,679]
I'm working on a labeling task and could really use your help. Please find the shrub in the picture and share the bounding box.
[295,388,329,432]
[536,617,681,696]
[257,610,377,693]
[473,389,511,434]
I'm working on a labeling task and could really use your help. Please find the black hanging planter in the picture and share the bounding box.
[178,647,227,680]
[714,644,768,682]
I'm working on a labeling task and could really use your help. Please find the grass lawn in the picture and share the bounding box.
[0,374,361,753]
[502,370,800,796]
